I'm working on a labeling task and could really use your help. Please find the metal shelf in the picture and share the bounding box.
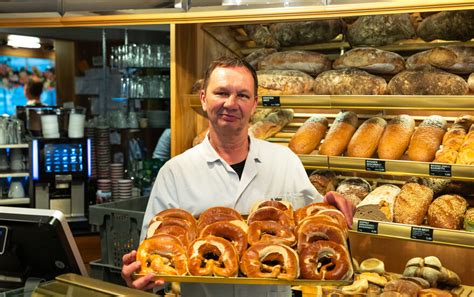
[0,172,30,178]
[188,94,474,110]
[0,144,29,149]
[0,197,30,205]
[351,218,474,249]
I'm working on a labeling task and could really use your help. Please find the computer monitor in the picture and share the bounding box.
[0,207,88,290]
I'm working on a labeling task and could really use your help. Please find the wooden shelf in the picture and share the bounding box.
[0,197,30,205]
[351,218,474,249]
[0,144,29,149]
[0,172,30,178]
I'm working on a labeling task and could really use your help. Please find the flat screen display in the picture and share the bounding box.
[44,143,84,174]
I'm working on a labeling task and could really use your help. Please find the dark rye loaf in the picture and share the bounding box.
[268,20,342,47]
[417,10,474,42]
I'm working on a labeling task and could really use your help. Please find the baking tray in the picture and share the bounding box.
[133,273,353,286]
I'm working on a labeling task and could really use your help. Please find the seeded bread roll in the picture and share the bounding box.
[388,70,468,95]
[354,184,401,222]
[393,183,434,225]
[427,194,468,230]
[313,69,387,95]
[258,51,332,76]
[257,70,314,95]
[346,117,387,158]
[378,115,415,160]
[333,47,405,75]
[288,115,328,154]
[319,111,358,156]
[464,208,474,232]
[417,10,474,42]
[407,116,447,162]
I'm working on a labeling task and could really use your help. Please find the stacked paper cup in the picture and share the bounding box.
[110,163,124,200]
[95,127,111,179]
[41,115,60,138]
[68,111,86,138]
[96,179,112,204]
[117,179,133,200]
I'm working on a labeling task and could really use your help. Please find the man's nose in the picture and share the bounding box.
[223,94,238,108]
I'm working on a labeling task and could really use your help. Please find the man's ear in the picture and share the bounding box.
[200,89,207,112]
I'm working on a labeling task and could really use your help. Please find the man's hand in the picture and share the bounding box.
[121,250,164,291]
[324,191,356,228]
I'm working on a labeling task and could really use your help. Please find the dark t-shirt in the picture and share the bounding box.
[230,159,246,180]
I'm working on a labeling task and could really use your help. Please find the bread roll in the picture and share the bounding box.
[249,109,294,139]
[393,183,434,225]
[313,69,387,95]
[378,115,415,160]
[333,47,405,75]
[319,111,358,156]
[288,115,328,154]
[268,20,342,47]
[347,14,416,46]
[428,46,474,75]
[257,70,313,95]
[407,116,447,162]
[417,10,474,42]
[244,48,277,70]
[258,51,332,76]
[427,194,468,229]
[347,117,387,158]
[464,208,474,232]
[354,184,401,222]
[388,70,468,95]
[308,170,337,196]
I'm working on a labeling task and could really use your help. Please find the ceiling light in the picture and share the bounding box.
[7,35,41,49]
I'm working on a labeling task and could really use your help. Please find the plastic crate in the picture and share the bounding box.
[89,259,127,287]
[89,197,148,267]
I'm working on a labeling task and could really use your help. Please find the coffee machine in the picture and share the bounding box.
[30,138,91,219]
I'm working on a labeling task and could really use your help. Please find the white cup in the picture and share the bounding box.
[68,113,86,138]
[41,115,59,139]
[11,160,25,171]
[8,181,25,198]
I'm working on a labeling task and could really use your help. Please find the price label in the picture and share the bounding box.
[357,220,378,234]
[411,226,433,241]
[365,160,385,172]
[429,164,452,177]
[262,96,281,107]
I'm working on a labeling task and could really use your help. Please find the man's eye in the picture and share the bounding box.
[238,94,250,99]
[216,92,228,97]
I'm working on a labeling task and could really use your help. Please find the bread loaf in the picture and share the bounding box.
[464,208,474,232]
[388,70,468,95]
[378,115,415,160]
[428,46,474,75]
[336,178,371,207]
[257,70,313,95]
[243,24,280,48]
[288,115,328,154]
[313,69,387,95]
[333,47,405,75]
[347,14,416,46]
[434,115,472,163]
[406,50,438,71]
[258,51,332,76]
[407,116,447,162]
[268,20,342,46]
[383,279,422,296]
[319,111,358,156]
[393,183,434,225]
[249,109,294,139]
[347,117,387,158]
[354,184,401,222]
[417,10,474,42]
[459,124,474,151]
[308,170,337,196]
[427,194,468,229]
[244,48,277,70]
[456,124,474,165]
[407,177,450,197]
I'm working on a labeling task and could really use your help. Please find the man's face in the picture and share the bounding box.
[200,66,257,134]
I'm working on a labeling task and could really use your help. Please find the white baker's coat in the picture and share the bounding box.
[141,135,322,297]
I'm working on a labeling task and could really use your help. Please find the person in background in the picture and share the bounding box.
[24,81,45,106]
[121,56,351,297]
[152,128,171,160]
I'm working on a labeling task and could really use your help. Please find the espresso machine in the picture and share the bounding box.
[30,138,91,219]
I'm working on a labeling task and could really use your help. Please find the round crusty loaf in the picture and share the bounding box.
[427,194,468,230]
[388,70,468,95]
[378,115,415,160]
[258,50,332,76]
[393,183,434,225]
[407,116,447,162]
[257,69,314,95]
[308,170,337,196]
[347,117,387,158]
[319,111,358,156]
[288,115,328,154]
[313,68,387,95]
[333,47,405,75]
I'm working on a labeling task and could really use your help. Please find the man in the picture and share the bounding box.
[121,56,322,296]
[24,81,45,106]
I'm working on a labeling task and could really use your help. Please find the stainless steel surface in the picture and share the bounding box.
[50,198,71,215]
[71,182,85,217]
[35,182,50,209]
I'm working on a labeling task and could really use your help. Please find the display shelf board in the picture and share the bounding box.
[298,154,329,170]
[352,218,474,249]
[0,144,29,149]
[0,172,30,178]
[0,197,30,205]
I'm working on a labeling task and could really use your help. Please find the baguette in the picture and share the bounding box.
[347,117,387,158]
[288,115,328,154]
[378,115,415,160]
[319,111,358,156]
[407,116,447,162]
[333,47,405,75]
[258,50,332,76]
[393,183,434,225]
[427,194,468,230]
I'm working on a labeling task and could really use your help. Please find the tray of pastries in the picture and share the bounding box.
[133,198,354,285]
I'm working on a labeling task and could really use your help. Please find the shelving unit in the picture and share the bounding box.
[0,198,30,206]
[0,144,29,149]
[0,172,30,178]
[0,143,30,206]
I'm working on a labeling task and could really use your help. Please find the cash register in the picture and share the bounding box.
[30,138,92,219]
